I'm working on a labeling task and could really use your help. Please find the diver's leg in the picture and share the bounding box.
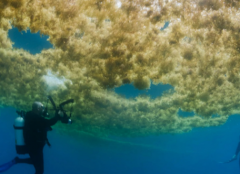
[29,151,44,174]
[15,157,33,164]
[239,155,240,169]
[236,142,240,155]
[28,145,44,174]
[0,156,33,172]
[0,158,17,172]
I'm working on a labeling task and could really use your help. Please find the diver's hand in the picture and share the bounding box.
[231,154,237,161]
[219,154,238,164]
[58,111,64,117]
[221,154,238,163]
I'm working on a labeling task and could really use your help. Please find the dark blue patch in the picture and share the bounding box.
[114,83,174,99]
[212,114,220,118]
[160,21,170,31]
[8,27,53,54]
[178,110,223,118]
[178,108,195,117]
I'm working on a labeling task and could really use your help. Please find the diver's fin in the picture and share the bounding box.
[219,155,237,164]
[0,157,17,173]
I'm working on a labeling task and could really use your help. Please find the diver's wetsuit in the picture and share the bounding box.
[22,111,59,174]
[235,142,240,156]
[235,141,240,167]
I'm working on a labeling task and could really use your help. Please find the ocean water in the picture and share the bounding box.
[1,2,240,174]
[1,107,240,174]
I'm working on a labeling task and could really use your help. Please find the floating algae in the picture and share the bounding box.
[0,0,240,137]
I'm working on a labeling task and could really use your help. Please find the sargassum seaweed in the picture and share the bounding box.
[0,0,239,137]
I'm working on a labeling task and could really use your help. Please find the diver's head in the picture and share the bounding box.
[32,101,44,115]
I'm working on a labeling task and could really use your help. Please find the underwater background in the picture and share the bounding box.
[1,99,240,174]
[2,0,240,173]
[0,28,239,174]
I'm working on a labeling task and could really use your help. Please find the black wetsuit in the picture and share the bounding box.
[235,142,240,167]
[21,111,59,174]
[236,142,240,155]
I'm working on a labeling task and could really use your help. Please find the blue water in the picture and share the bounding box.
[114,83,173,99]
[1,107,240,174]
[8,27,53,54]
[1,27,240,174]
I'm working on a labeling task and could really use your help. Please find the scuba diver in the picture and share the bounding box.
[0,96,74,174]
[219,139,240,165]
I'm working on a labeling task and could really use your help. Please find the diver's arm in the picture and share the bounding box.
[219,140,240,163]
[42,111,61,127]
[234,141,240,156]
[230,141,240,162]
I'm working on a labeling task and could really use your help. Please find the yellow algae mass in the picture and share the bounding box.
[0,0,239,137]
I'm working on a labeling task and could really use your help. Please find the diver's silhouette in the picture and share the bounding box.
[219,137,240,165]
[0,101,63,174]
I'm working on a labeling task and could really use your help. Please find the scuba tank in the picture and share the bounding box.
[13,111,27,154]
[13,96,74,154]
